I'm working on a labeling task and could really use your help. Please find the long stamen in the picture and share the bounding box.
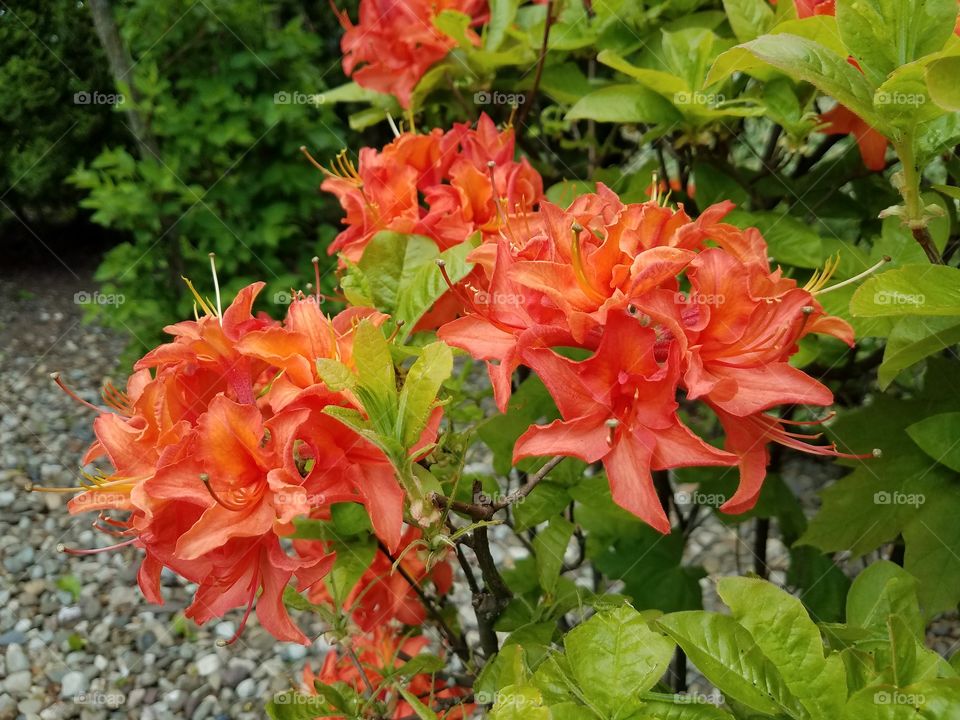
[50,373,103,413]
[209,253,223,324]
[816,255,892,296]
[58,538,137,556]
[217,572,259,647]
[386,112,401,138]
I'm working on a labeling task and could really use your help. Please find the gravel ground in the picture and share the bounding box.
[2,257,957,720]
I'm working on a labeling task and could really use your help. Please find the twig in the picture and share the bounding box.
[517,0,555,128]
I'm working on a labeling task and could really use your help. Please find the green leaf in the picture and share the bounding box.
[906,412,960,472]
[475,644,531,701]
[325,535,376,608]
[396,688,440,720]
[489,685,551,720]
[485,0,519,51]
[718,577,847,717]
[534,516,574,595]
[565,605,676,719]
[927,55,960,111]
[836,0,958,87]
[357,232,438,315]
[657,611,803,717]
[566,84,683,124]
[394,237,476,338]
[631,698,735,718]
[397,341,452,446]
[720,33,883,130]
[903,491,960,615]
[596,49,690,96]
[842,679,960,718]
[846,561,924,637]
[540,63,594,105]
[877,317,960,389]
[514,482,572,531]
[315,358,356,392]
[722,0,776,43]
[850,265,960,317]
[330,502,373,536]
[266,691,339,719]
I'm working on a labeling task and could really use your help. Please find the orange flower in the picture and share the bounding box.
[337,0,487,109]
[818,104,889,171]
[303,629,472,719]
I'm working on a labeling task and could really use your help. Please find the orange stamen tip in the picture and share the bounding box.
[57,543,66,553]
[436,259,447,268]
[486,160,496,168]
[571,222,584,233]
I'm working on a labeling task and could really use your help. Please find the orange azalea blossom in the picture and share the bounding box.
[303,629,472,719]
[336,0,488,109]
[297,528,453,631]
[56,283,444,644]
[439,187,872,531]
[322,113,543,263]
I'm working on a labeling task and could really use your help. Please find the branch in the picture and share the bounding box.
[517,0,555,128]
[431,456,565,520]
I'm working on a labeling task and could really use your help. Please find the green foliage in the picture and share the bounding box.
[0,2,119,224]
[69,0,352,352]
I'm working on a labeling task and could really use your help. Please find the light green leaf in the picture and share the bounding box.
[566,84,683,124]
[850,265,960,317]
[842,679,960,719]
[394,237,476,339]
[597,49,690,96]
[836,0,958,87]
[489,685,550,720]
[926,55,960,111]
[631,698,735,718]
[846,561,924,637]
[718,577,847,717]
[565,605,675,719]
[397,341,452,446]
[722,0,776,43]
[485,0,519,51]
[716,33,883,130]
[657,611,803,717]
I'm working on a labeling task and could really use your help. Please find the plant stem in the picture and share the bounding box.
[895,139,943,264]
[517,0,555,128]
[754,517,770,580]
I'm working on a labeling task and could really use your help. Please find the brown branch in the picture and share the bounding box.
[516,0,555,128]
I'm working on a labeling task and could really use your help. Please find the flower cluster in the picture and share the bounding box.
[439,185,866,532]
[57,283,443,644]
[302,629,472,719]
[321,113,543,262]
[336,0,488,109]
